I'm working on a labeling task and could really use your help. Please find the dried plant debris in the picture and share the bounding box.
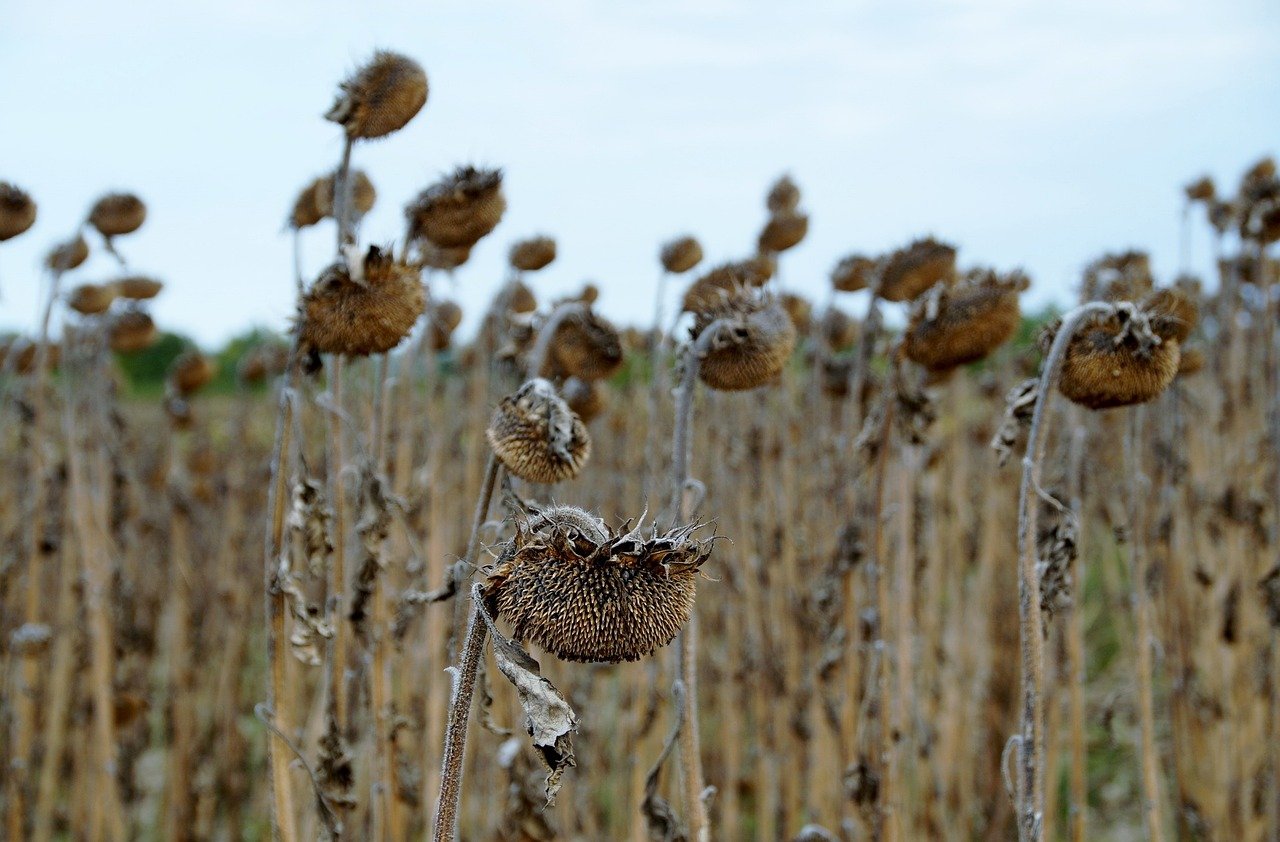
[992,377,1040,467]
[473,584,578,804]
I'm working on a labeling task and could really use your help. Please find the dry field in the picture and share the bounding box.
[2,51,1279,842]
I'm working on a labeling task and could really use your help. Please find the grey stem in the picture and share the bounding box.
[431,590,490,842]
[334,136,355,251]
[447,452,502,660]
[1014,301,1111,842]
[527,301,586,380]
[666,319,729,842]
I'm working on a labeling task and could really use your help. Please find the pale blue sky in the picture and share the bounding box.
[2,0,1277,346]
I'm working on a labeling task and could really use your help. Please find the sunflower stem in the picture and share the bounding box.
[527,301,586,380]
[667,319,729,842]
[1014,301,1111,842]
[431,592,489,842]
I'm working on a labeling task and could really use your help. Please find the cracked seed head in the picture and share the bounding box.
[487,379,592,483]
[877,237,957,302]
[0,182,37,241]
[510,236,557,272]
[903,269,1025,372]
[88,192,146,238]
[660,235,703,274]
[692,289,797,391]
[325,50,428,140]
[483,505,712,663]
[404,165,506,249]
[297,245,425,357]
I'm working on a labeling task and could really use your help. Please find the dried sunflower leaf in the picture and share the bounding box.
[473,586,577,804]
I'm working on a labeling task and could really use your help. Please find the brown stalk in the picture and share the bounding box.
[1013,301,1111,841]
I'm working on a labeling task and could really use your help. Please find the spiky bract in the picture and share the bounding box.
[483,506,711,663]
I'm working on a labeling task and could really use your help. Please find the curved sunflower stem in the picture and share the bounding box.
[334,136,355,251]
[1014,301,1111,842]
[527,301,586,380]
[667,320,729,842]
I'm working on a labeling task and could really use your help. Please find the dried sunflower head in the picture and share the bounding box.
[0,182,37,241]
[831,254,874,293]
[67,282,119,316]
[1056,303,1181,410]
[237,344,289,385]
[46,234,89,272]
[1,338,59,374]
[877,237,957,302]
[1176,345,1204,377]
[1184,176,1216,203]
[1142,286,1198,344]
[561,376,607,423]
[108,310,158,353]
[314,170,378,223]
[681,257,774,313]
[404,165,506,249]
[1082,250,1153,302]
[510,236,557,272]
[169,351,217,397]
[507,279,538,314]
[902,269,1025,372]
[412,240,471,272]
[541,307,624,382]
[88,193,146,238]
[819,307,859,351]
[483,505,712,663]
[297,245,425,357]
[289,178,326,229]
[325,50,428,140]
[758,211,809,254]
[660,235,703,274]
[766,174,801,214]
[487,379,592,483]
[428,299,463,350]
[692,289,796,391]
[115,275,163,300]
[779,292,813,334]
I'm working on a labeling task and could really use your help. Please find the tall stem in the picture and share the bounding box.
[1014,301,1110,842]
[431,595,489,841]
[263,361,300,842]
[334,137,355,251]
[667,320,727,841]
[431,456,502,840]
[1065,414,1089,842]
[1127,407,1164,841]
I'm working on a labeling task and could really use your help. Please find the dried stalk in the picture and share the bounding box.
[1013,301,1110,842]
[1127,407,1164,841]
[666,319,729,842]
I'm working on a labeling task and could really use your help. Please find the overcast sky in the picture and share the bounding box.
[2,0,1277,346]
